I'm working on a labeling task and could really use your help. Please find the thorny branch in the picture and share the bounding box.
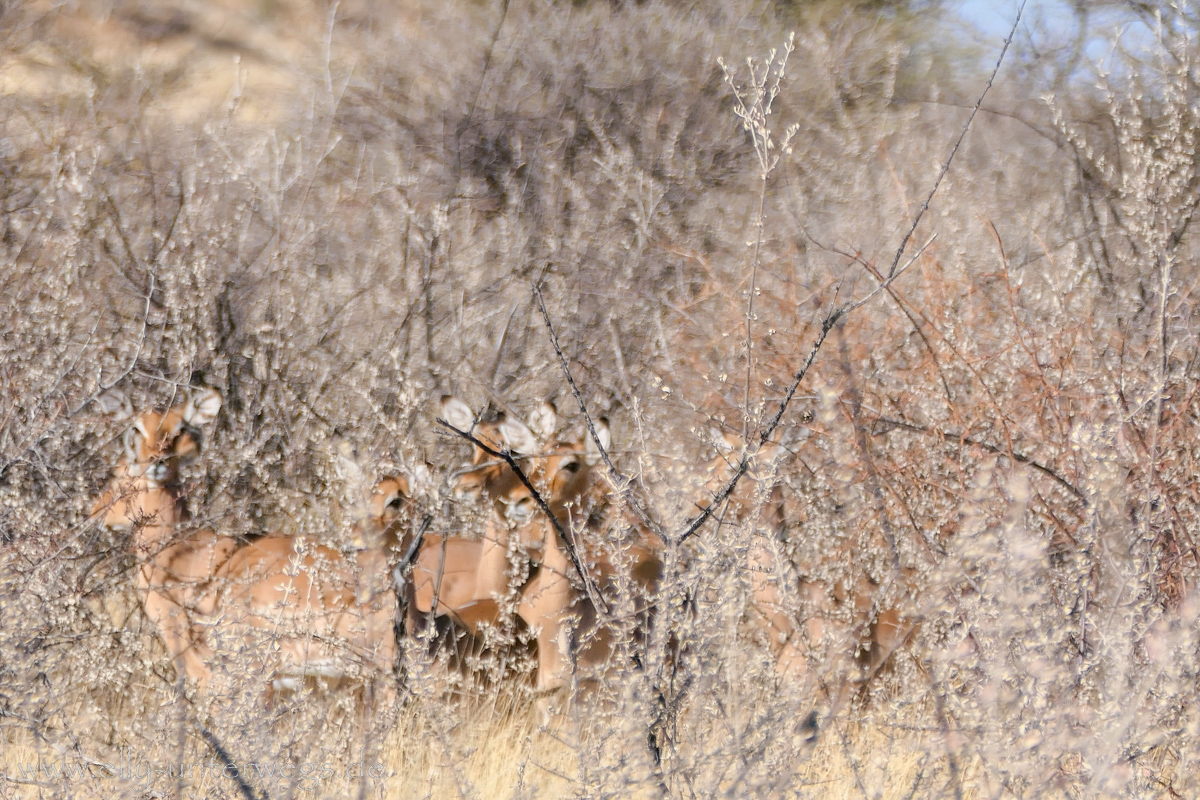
[885,0,1027,282]
[873,417,1085,502]
[0,261,158,483]
[199,725,268,800]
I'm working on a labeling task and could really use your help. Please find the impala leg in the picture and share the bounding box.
[141,586,213,690]
[863,607,918,685]
[364,600,401,716]
[475,514,511,600]
[518,556,574,696]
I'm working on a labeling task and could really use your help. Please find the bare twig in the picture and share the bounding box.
[397,515,433,575]
[884,0,1027,283]
[68,269,157,417]
[717,36,797,439]
[458,0,511,178]
[0,254,159,483]
[678,307,838,544]
[744,168,768,440]
[1141,251,1174,557]
[198,725,268,800]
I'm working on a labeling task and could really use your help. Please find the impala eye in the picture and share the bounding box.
[123,428,139,454]
[561,460,581,474]
[386,495,404,510]
[179,422,202,448]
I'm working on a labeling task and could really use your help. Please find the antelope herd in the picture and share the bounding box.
[87,385,909,713]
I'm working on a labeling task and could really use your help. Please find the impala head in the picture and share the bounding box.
[705,426,794,478]
[701,425,807,527]
[441,396,555,501]
[101,387,223,486]
[441,396,540,464]
[91,387,222,529]
[537,420,610,517]
[332,441,422,551]
[345,474,414,551]
[369,475,411,522]
[441,395,613,529]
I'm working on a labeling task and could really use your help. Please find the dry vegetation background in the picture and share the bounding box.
[3,0,1200,797]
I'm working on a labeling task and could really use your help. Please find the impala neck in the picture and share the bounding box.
[350,513,412,566]
[121,477,184,547]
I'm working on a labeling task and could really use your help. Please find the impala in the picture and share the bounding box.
[514,471,663,695]
[409,396,661,695]
[91,389,410,696]
[90,387,234,688]
[208,460,409,694]
[406,397,567,665]
[703,428,914,692]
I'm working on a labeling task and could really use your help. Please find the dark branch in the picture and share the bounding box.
[534,284,620,476]
[874,417,1086,503]
[397,515,433,574]
[883,0,1026,283]
[199,725,268,800]
[678,310,839,544]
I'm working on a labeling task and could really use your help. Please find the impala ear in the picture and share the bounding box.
[183,388,222,426]
[412,461,435,496]
[121,426,139,460]
[372,475,409,512]
[585,418,611,465]
[499,415,539,456]
[779,424,811,452]
[529,400,557,441]
[711,427,739,452]
[440,395,476,431]
[335,442,369,496]
[96,390,133,421]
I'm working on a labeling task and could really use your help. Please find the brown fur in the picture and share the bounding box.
[207,475,409,692]
[90,388,234,688]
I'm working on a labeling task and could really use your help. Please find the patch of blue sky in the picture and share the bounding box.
[954,1,1157,75]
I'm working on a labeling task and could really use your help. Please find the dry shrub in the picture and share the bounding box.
[2,1,1200,798]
